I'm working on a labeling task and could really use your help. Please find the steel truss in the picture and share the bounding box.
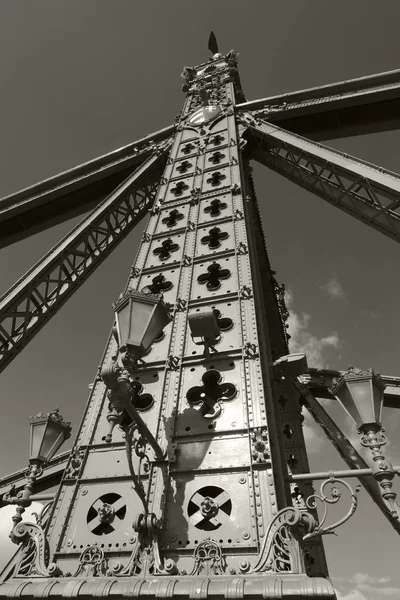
[245,116,400,243]
[237,67,400,139]
[0,147,170,374]
[0,125,174,248]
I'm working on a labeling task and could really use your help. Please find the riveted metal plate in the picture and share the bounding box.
[172,433,250,472]
[82,447,130,479]
[147,232,185,267]
[171,158,196,179]
[138,268,180,305]
[186,300,241,356]
[198,194,233,225]
[195,221,235,258]
[163,471,254,549]
[165,176,193,203]
[177,359,245,435]
[57,481,137,551]
[192,256,238,300]
[201,166,231,194]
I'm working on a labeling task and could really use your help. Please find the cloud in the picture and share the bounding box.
[285,289,341,369]
[321,275,345,299]
[336,590,368,600]
[285,289,341,453]
[336,591,368,600]
[360,309,380,320]
[351,574,391,586]
[335,573,400,600]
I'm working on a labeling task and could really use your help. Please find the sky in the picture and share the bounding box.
[1,1,400,597]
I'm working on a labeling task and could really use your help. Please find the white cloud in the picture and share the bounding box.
[285,289,341,453]
[285,289,341,369]
[335,573,400,600]
[351,573,391,586]
[336,590,368,600]
[321,275,346,299]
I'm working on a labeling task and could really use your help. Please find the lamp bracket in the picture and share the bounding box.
[301,477,361,539]
[8,521,62,577]
[251,506,316,574]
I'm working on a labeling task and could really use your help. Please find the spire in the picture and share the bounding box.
[208,31,220,57]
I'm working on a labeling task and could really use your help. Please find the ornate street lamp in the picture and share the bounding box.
[101,289,172,518]
[3,409,71,542]
[29,408,72,464]
[102,289,172,451]
[331,367,399,519]
[330,366,385,429]
[113,289,171,367]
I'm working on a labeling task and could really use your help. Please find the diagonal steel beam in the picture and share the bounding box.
[0,125,174,248]
[294,381,400,534]
[0,450,70,502]
[245,116,400,243]
[0,146,169,374]
[236,68,400,140]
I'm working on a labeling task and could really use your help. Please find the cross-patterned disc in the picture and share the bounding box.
[87,493,127,536]
[187,486,232,531]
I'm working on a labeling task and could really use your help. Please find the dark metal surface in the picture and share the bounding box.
[0,149,169,375]
[0,126,174,248]
[237,68,400,140]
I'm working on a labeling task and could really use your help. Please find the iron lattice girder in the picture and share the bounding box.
[0,149,169,375]
[237,67,400,140]
[0,125,174,249]
[246,117,400,243]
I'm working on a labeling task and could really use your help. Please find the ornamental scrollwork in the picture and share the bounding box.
[9,522,61,578]
[302,477,361,540]
[252,507,316,574]
[74,545,108,578]
[189,538,226,576]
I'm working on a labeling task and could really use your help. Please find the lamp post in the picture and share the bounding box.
[3,408,71,542]
[101,289,171,451]
[331,367,399,519]
[112,289,171,370]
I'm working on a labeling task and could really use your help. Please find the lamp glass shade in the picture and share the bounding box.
[114,291,171,358]
[332,370,385,429]
[29,410,72,464]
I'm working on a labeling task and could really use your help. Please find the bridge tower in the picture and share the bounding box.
[8,35,400,598]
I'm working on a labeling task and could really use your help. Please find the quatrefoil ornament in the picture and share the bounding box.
[186,369,236,419]
[201,227,229,250]
[153,238,179,261]
[204,198,227,217]
[142,273,173,295]
[162,209,185,228]
[197,263,231,291]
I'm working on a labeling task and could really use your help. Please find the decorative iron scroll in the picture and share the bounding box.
[74,545,107,578]
[302,478,361,540]
[252,507,315,574]
[9,522,61,578]
[189,538,226,576]
[124,421,150,514]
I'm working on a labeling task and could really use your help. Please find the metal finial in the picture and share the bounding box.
[208,31,219,56]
